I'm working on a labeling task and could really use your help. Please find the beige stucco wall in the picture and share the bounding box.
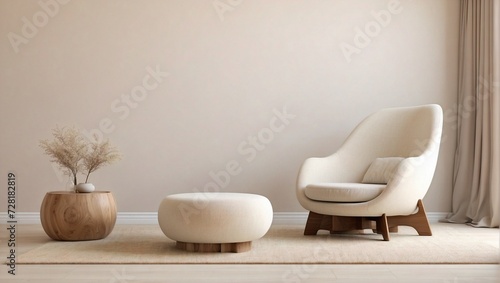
[0,0,459,214]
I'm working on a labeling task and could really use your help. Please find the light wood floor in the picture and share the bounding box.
[1,225,499,282]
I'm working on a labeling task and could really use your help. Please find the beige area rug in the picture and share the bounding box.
[17,223,499,264]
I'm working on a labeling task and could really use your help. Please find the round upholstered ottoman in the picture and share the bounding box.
[158,192,273,253]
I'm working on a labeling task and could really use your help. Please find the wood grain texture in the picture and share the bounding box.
[40,191,117,241]
[387,199,432,236]
[303,199,432,241]
[176,241,252,253]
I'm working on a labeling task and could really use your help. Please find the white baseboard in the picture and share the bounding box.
[0,212,448,225]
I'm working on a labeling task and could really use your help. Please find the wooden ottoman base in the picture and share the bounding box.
[176,241,252,253]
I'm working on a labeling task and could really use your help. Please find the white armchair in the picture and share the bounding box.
[296,104,443,240]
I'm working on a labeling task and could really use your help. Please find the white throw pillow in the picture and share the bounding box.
[362,157,404,184]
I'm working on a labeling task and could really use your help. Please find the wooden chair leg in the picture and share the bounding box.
[303,200,431,241]
[368,214,390,241]
[304,211,332,235]
[373,225,398,234]
[377,214,390,241]
[387,199,432,236]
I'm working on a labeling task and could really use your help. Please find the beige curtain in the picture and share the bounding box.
[446,0,500,228]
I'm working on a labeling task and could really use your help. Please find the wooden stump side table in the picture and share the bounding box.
[40,191,117,241]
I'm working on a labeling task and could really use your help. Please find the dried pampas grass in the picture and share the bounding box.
[40,126,121,187]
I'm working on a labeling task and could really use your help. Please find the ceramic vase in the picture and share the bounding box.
[75,183,95,193]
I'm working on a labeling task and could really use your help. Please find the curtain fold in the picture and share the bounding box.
[445,0,500,228]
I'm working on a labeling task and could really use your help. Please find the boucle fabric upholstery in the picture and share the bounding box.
[158,193,273,244]
[305,183,386,202]
[362,157,405,184]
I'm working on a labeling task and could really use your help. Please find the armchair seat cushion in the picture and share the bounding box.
[305,183,386,203]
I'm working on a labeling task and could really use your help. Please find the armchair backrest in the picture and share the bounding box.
[326,104,444,183]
